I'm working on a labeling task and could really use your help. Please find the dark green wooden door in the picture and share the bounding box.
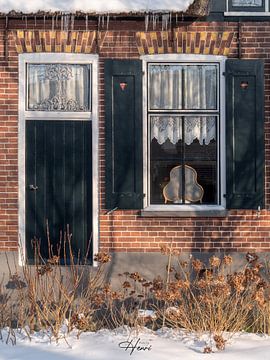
[25,120,92,263]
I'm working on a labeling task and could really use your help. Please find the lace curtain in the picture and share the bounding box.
[149,64,217,110]
[151,116,216,145]
[149,64,217,145]
[28,64,90,112]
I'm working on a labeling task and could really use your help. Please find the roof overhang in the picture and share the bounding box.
[0,0,210,18]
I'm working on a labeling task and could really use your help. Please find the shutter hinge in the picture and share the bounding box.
[137,193,146,199]
[105,207,118,215]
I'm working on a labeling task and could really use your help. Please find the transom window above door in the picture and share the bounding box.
[27,63,91,112]
[146,58,224,208]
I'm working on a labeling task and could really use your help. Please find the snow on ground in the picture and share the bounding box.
[0,327,270,360]
[0,0,195,14]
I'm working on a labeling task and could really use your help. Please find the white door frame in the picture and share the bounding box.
[18,53,99,265]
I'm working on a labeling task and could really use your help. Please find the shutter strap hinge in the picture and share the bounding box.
[105,207,118,215]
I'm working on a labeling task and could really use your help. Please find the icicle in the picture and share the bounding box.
[106,14,110,31]
[175,14,178,26]
[5,16,8,28]
[25,15,27,29]
[169,12,172,28]
[55,14,58,29]
[162,14,169,31]
[85,15,88,31]
[152,15,155,31]
[61,14,63,32]
[64,14,68,32]
[102,15,105,28]
[68,15,70,31]
[153,14,158,31]
[44,15,46,31]
[145,14,149,32]
[52,16,54,31]
[34,15,37,27]
[71,14,75,30]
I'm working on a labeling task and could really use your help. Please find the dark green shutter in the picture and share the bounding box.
[105,59,143,209]
[226,59,264,209]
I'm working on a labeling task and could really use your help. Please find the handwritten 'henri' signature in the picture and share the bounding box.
[118,337,152,356]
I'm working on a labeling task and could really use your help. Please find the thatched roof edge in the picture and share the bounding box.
[0,0,210,18]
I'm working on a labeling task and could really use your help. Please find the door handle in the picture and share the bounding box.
[29,184,38,191]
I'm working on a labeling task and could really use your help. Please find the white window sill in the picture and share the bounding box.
[141,205,228,217]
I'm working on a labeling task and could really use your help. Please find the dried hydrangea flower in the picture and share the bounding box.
[209,256,221,268]
[93,252,111,263]
[122,281,131,289]
[130,272,142,281]
[203,347,212,353]
[223,255,233,266]
[253,288,266,307]
[192,259,203,272]
[214,335,226,351]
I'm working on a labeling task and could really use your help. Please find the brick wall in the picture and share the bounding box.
[99,21,270,254]
[0,26,18,251]
[0,18,270,253]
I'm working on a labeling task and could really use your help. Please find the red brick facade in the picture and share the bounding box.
[0,18,269,253]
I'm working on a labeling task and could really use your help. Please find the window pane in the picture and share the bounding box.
[184,65,217,110]
[150,116,183,204]
[149,65,183,110]
[232,0,263,6]
[149,64,217,110]
[28,64,90,112]
[150,115,217,204]
[184,117,217,204]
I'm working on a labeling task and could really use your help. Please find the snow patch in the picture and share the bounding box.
[0,0,196,14]
[1,327,270,359]
[138,309,157,319]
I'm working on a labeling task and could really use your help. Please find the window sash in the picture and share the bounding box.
[148,114,220,206]
[147,62,219,113]
[147,62,221,206]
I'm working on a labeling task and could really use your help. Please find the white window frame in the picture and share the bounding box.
[225,0,270,15]
[18,53,99,265]
[141,54,226,214]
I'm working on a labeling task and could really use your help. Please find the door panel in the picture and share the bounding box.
[25,120,92,263]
